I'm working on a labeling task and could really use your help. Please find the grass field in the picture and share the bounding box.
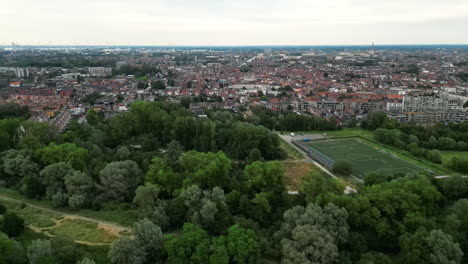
[0,188,136,227]
[441,151,468,165]
[306,138,425,177]
[47,219,118,244]
[0,198,115,264]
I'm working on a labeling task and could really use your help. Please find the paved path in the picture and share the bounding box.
[0,194,131,234]
[434,175,467,179]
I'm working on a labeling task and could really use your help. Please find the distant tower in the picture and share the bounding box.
[371,42,375,56]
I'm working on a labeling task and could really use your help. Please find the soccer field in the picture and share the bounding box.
[306,138,424,178]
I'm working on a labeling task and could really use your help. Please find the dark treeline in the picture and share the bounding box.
[0,53,116,68]
[113,64,161,77]
[0,103,467,264]
[230,106,342,132]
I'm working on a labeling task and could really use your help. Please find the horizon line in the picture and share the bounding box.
[2,44,468,48]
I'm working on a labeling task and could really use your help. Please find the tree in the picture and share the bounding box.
[0,118,22,151]
[362,111,389,130]
[0,203,6,214]
[300,170,344,203]
[163,140,184,168]
[437,137,457,150]
[281,224,338,264]
[210,236,229,264]
[138,81,146,89]
[27,239,53,264]
[179,151,232,190]
[333,160,353,175]
[108,237,145,264]
[447,157,468,173]
[247,148,262,163]
[172,116,195,150]
[220,122,282,160]
[357,252,393,264]
[2,150,39,187]
[165,223,211,264]
[431,150,442,164]
[277,203,349,264]
[50,235,84,264]
[0,232,27,264]
[152,80,166,90]
[133,219,164,261]
[64,170,95,210]
[241,161,286,224]
[40,162,72,200]
[178,185,231,234]
[440,175,468,200]
[0,103,29,119]
[226,224,259,264]
[133,183,169,227]
[145,157,181,198]
[193,118,216,152]
[180,97,191,108]
[426,229,463,264]
[1,212,24,237]
[86,109,99,126]
[399,229,463,264]
[37,143,89,171]
[428,136,438,149]
[115,146,131,161]
[328,175,442,251]
[99,160,142,202]
[21,172,45,199]
[77,257,96,264]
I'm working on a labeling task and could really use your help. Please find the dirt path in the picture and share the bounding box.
[0,194,132,236]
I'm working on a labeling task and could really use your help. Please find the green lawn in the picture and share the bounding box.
[47,219,118,244]
[1,200,57,228]
[306,138,426,178]
[441,151,468,165]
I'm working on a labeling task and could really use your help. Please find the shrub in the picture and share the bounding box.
[2,212,24,237]
[333,160,353,175]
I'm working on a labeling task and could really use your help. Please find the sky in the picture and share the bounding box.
[1,0,467,46]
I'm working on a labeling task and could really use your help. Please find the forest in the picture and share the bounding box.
[0,102,467,264]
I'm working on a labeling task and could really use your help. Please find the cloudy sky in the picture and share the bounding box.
[1,0,467,45]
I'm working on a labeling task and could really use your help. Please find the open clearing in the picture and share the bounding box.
[306,138,425,178]
[282,161,316,190]
[0,196,126,246]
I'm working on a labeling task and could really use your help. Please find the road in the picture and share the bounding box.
[0,194,131,234]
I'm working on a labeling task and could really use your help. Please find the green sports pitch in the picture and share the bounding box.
[305,138,425,178]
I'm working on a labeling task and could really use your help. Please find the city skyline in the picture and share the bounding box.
[1,0,468,46]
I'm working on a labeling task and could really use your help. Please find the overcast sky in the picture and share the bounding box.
[1,0,467,46]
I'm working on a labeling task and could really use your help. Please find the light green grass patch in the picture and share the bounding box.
[49,219,118,244]
[0,200,57,228]
[441,151,468,165]
[0,188,136,227]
